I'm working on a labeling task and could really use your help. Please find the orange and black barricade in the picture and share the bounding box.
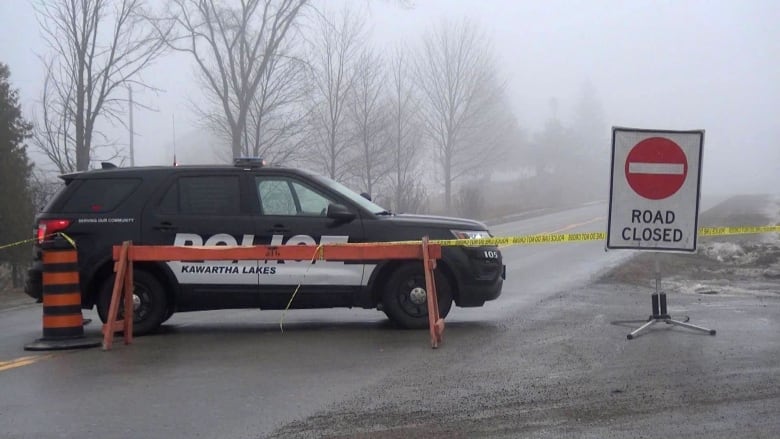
[103,238,446,350]
[25,237,101,351]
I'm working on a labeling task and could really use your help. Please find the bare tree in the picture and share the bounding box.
[305,7,365,180]
[28,169,62,214]
[571,80,609,198]
[415,19,508,212]
[33,0,168,172]
[386,46,425,213]
[348,49,389,196]
[210,40,311,165]
[455,182,486,219]
[244,50,311,164]
[162,0,307,159]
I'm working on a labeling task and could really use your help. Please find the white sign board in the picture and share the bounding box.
[607,127,704,251]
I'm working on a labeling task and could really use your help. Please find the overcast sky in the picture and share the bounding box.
[1,0,778,195]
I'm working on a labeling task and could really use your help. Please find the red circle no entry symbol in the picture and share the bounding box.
[624,137,688,200]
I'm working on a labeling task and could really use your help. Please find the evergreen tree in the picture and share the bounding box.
[0,62,34,287]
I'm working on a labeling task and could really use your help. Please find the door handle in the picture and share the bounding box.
[266,225,289,234]
[154,221,178,232]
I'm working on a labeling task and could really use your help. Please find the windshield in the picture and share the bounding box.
[309,174,388,215]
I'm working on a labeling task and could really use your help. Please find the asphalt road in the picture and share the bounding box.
[0,197,777,438]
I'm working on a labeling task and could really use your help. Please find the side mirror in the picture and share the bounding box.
[360,192,372,201]
[326,203,356,221]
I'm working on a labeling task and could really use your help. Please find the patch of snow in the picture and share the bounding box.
[701,242,746,263]
[760,194,780,244]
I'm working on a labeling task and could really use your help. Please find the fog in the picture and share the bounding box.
[1,0,778,198]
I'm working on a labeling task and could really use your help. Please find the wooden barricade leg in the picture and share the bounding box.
[103,241,133,350]
[422,237,445,348]
[123,251,134,345]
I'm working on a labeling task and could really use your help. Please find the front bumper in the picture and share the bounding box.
[25,262,43,301]
[444,246,505,307]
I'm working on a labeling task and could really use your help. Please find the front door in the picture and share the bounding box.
[251,174,366,308]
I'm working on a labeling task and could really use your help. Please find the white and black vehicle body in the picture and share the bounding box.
[26,159,505,334]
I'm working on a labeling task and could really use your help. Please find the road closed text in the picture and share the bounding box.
[621,209,683,243]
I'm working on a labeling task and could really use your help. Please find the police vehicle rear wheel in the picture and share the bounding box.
[161,306,175,324]
[382,264,453,329]
[97,270,168,336]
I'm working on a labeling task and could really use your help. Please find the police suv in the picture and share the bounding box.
[26,159,504,334]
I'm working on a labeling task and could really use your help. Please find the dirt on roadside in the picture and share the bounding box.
[598,194,780,298]
[0,286,36,310]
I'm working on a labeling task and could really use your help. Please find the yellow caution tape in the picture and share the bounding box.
[698,225,780,236]
[0,233,77,251]
[427,226,780,248]
[0,237,38,251]
[279,243,324,333]
[59,233,77,249]
[1,226,777,253]
[429,232,607,247]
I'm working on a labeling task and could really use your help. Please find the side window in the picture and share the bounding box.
[292,181,330,215]
[61,178,140,213]
[256,177,333,216]
[160,175,241,216]
[257,179,296,215]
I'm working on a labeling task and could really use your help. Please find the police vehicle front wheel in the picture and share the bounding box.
[382,264,453,329]
[97,270,168,336]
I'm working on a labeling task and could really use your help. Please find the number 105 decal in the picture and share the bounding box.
[483,250,499,259]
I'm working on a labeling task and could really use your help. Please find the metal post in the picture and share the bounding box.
[654,252,660,295]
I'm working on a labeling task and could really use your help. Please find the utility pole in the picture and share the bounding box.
[128,86,135,166]
[172,114,177,166]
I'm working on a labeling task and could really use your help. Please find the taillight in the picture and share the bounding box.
[37,219,72,243]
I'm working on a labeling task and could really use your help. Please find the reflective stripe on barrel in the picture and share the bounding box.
[43,293,82,307]
[43,315,84,328]
[43,251,78,264]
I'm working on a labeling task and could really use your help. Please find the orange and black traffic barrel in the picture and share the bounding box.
[25,237,100,351]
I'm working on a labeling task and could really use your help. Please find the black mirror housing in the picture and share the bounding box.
[326,203,356,221]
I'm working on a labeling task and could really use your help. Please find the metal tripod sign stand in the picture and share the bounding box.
[626,253,716,340]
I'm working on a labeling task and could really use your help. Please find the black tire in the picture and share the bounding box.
[161,305,175,324]
[381,263,453,329]
[97,270,168,336]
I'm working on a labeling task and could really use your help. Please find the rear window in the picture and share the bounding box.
[39,182,68,213]
[61,178,141,213]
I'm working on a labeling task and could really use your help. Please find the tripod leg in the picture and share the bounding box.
[665,319,716,335]
[627,319,657,340]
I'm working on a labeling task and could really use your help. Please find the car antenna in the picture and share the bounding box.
[172,113,178,166]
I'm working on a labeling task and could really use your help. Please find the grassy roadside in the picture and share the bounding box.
[598,194,780,294]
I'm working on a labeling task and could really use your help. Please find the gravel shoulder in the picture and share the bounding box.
[0,286,36,311]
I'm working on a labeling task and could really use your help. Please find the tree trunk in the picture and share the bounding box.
[76,69,87,171]
[444,156,452,213]
[11,264,21,289]
[232,127,243,159]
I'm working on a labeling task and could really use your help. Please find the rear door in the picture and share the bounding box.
[142,171,259,310]
[250,173,366,307]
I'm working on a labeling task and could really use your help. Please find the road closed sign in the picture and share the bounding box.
[607,127,704,251]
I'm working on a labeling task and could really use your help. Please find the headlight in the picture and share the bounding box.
[451,229,492,240]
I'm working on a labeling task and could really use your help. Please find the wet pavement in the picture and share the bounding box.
[268,282,779,438]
